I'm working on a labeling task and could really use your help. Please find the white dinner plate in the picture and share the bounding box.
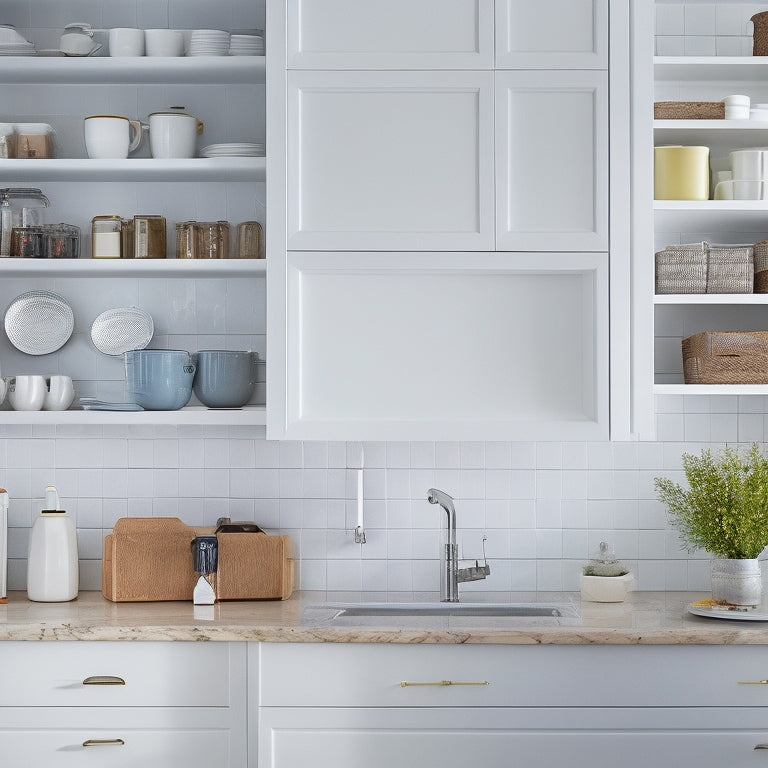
[687,603,768,621]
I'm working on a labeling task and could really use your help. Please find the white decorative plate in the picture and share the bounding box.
[687,603,768,621]
[91,307,154,355]
[4,290,74,355]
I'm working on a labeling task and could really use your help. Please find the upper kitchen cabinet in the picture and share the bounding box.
[495,70,609,252]
[285,70,495,252]
[286,0,494,69]
[495,0,608,70]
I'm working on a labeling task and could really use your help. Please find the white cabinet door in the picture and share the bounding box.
[496,0,608,69]
[287,0,494,69]
[496,70,609,252]
[260,706,768,768]
[270,251,608,441]
[286,71,495,252]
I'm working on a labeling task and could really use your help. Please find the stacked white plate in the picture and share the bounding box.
[0,25,36,55]
[187,29,230,56]
[229,34,264,56]
[0,43,36,55]
[200,142,265,158]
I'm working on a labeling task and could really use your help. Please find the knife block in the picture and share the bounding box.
[102,517,294,602]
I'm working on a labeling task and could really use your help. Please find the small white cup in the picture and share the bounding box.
[145,29,184,57]
[43,375,75,411]
[725,94,751,120]
[109,27,145,57]
[7,375,46,411]
[84,115,143,159]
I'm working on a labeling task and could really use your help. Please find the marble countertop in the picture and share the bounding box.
[4,590,768,644]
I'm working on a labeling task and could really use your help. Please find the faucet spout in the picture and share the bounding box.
[427,488,459,602]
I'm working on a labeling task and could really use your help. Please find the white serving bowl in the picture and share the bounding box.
[714,179,768,200]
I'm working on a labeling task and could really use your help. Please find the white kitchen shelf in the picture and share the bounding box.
[0,406,267,426]
[654,384,768,395]
[654,199,768,229]
[0,258,266,277]
[654,56,768,81]
[0,157,265,182]
[654,293,768,305]
[655,119,768,147]
[0,56,265,84]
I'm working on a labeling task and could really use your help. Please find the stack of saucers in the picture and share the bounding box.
[229,34,264,56]
[199,142,265,158]
[187,29,230,56]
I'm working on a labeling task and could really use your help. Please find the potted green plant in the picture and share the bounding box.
[655,443,768,606]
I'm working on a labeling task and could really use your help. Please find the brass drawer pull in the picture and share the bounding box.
[755,744,768,750]
[82,675,126,686]
[400,680,490,688]
[739,680,768,685]
[82,739,125,747]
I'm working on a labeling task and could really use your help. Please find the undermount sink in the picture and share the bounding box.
[302,602,580,627]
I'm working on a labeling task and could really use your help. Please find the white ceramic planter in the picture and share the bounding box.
[580,572,634,603]
[710,558,762,606]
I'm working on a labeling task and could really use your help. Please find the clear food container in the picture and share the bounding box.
[0,188,50,257]
[91,214,122,259]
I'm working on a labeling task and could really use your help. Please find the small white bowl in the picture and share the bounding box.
[581,573,634,603]
[715,179,768,200]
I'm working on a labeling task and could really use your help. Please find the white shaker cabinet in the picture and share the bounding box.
[495,0,609,70]
[285,70,495,252]
[495,70,609,252]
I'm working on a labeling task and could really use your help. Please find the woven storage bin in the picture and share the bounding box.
[682,331,768,384]
[654,101,725,119]
[754,241,768,292]
[655,245,707,294]
[707,245,754,293]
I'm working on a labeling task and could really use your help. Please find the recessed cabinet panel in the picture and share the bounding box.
[287,0,493,68]
[286,72,495,251]
[496,71,608,252]
[282,252,607,440]
[496,0,608,69]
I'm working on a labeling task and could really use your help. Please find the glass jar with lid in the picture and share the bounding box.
[91,215,122,259]
[0,188,50,257]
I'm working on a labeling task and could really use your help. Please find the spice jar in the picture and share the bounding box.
[121,218,134,259]
[175,221,196,259]
[196,220,229,259]
[0,188,50,257]
[133,215,166,258]
[236,220,264,259]
[91,215,122,258]
[46,224,80,259]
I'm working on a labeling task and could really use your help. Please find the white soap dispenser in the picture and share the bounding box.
[27,485,79,602]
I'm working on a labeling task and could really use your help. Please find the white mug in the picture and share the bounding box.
[145,29,184,57]
[148,110,204,159]
[43,375,75,411]
[109,27,145,57]
[84,115,143,159]
[7,375,46,411]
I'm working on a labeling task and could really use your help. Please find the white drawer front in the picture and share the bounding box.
[0,729,230,767]
[0,642,232,707]
[259,643,768,708]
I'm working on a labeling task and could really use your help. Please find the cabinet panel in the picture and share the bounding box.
[287,0,493,69]
[276,252,607,440]
[286,71,495,251]
[496,0,608,69]
[496,70,609,252]
[260,707,768,768]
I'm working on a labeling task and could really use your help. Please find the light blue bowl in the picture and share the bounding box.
[192,350,258,408]
[124,349,196,410]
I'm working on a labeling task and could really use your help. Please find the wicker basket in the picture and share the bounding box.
[707,246,754,293]
[682,331,768,384]
[655,245,707,294]
[753,12,768,56]
[754,240,768,292]
[654,101,725,120]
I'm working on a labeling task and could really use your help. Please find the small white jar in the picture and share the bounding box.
[725,94,751,120]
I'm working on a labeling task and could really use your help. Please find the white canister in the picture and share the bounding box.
[724,94,751,120]
[26,486,78,603]
[147,108,204,159]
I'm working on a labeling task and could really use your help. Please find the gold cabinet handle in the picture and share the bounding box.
[400,680,490,688]
[755,745,768,750]
[739,680,768,685]
[82,739,125,747]
[82,675,126,686]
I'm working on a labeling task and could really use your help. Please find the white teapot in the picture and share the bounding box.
[60,23,102,56]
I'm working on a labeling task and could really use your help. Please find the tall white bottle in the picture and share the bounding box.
[27,486,78,602]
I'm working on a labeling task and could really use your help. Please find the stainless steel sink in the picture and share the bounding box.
[302,602,580,627]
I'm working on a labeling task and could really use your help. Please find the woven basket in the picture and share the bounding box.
[682,331,768,384]
[655,246,707,294]
[706,246,754,293]
[753,12,768,56]
[654,101,725,120]
[754,240,768,292]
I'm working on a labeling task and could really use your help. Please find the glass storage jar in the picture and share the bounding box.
[91,215,122,258]
[0,188,50,257]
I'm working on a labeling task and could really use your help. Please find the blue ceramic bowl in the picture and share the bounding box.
[124,349,196,410]
[192,350,258,408]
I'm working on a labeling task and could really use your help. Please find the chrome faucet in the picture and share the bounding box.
[427,488,490,602]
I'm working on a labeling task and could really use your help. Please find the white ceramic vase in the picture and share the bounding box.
[710,558,762,606]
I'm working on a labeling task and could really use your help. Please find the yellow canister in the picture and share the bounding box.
[654,145,710,200]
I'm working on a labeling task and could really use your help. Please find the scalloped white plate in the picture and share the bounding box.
[688,603,768,621]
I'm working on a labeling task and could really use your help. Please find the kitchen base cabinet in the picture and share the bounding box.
[259,707,768,768]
